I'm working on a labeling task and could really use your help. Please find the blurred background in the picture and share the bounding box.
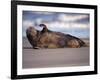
[22,11,90,39]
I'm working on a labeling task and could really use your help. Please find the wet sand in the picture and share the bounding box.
[22,38,89,69]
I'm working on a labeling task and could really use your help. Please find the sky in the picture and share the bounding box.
[22,11,90,38]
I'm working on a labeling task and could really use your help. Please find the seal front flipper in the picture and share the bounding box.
[33,47,40,49]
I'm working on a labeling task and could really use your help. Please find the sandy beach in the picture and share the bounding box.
[22,38,90,69]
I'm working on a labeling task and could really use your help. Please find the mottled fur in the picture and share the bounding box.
[26,25,85,49]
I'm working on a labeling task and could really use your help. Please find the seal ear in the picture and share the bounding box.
[39,24,48,33]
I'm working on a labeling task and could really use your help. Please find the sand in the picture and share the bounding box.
[22,38,90,69]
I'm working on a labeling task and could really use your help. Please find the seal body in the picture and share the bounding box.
[26,26,85,49]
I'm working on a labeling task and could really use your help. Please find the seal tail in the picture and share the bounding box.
[83,43,89,47]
